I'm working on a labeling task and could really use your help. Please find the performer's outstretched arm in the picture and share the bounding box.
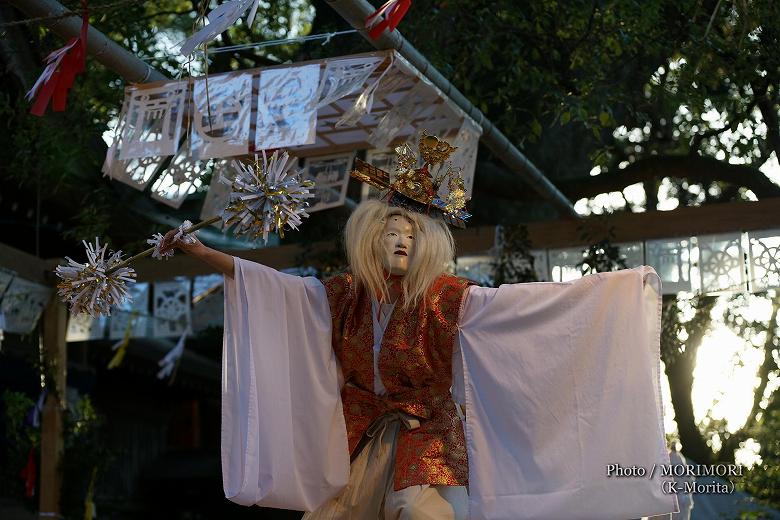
[159,228,235,278]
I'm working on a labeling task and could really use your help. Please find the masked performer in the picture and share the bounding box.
[162,135,678,520]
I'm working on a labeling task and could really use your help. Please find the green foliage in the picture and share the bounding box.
[0,391,112,519]
[61,394,113,520]
[0,390,38,503]
[491,224,537,286]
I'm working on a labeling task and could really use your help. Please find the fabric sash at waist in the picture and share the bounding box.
[342,383,452,421]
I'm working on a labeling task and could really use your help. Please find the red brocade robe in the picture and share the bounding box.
[324,272,472,490]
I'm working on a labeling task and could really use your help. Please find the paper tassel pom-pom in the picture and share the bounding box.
[221,151,315,243]
[55,238,136,317]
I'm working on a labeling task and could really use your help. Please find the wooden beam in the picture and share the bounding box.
[0,242,52,284]
[38,296,67,519]
[46,198,780,282]
[523,197,780,249]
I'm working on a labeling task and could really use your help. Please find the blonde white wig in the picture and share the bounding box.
[344,200,455,310]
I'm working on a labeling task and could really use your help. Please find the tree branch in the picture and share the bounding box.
[717,294,780,462]
[558,154,780,200]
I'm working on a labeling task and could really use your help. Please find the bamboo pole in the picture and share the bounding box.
[5,0,166,83]
[106,215,222,274]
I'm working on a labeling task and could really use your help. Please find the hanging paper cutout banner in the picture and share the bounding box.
[747,228,780,292]
[697,232,746,293]
[153,279,192,338]
[0,277,52,334]
[255,64,320,150]
[645,238,692,294]
[180,0,260,56]
[108,282,150,339]
[365,0,412,40]
[66,312,106,341]
[119,83,187,160]
[304,153,355,213]
[152,137,209,208]
[361,148,397,200]
[191,73,252,159]
[26,0,88,116]
[191,275,224,332]
[315,56,383,109]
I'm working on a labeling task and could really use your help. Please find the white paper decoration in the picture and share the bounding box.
[119,83,187,160]
[360,148,397,201]
[644,238,692,294]
[191,73,253,159]
[0,277,52,334]
[151,137,209,209]
[304,153,355,212]
[153,279,191,338]
[255,64,320,150]
[66,312,106,342]
[746,228,780,292]
[199,161,233,227]
[336,55,396,128]
[696,233,746,294]
[108,282,150,340]
[368,81,429,148]
[316,56,383,109]
[191,287,224,333]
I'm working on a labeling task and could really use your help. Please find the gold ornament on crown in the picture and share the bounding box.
[349,131,470,224]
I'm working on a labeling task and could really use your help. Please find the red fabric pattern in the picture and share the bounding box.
[324,271,472,490]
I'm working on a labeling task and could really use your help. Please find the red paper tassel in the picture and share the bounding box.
[19,447,37,498]
[26,0,88,116]
[365,0,412,40]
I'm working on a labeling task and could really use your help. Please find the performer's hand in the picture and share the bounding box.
[159,228,203,256]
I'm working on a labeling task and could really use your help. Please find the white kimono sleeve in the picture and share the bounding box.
[222,257,349,511]
[458,266,678,520]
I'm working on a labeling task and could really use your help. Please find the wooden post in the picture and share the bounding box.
[38,296,67,519]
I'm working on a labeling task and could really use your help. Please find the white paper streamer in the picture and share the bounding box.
[157,330,188,379]
[335,54,395,128]
[315,56,383,109]
[180,0,261,56]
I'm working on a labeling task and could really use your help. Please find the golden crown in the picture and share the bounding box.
[351,132,470,227]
